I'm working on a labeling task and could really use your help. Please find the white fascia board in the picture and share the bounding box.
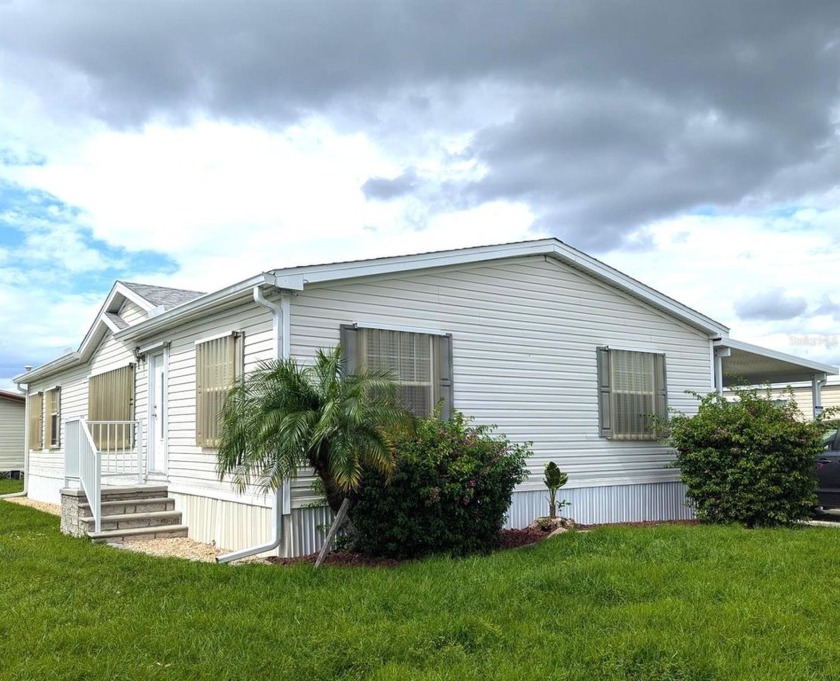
[714,337,839,376]
[12,352,81,385]
[113,282,157,312]
[101,313,123,334]
[114,273,276,343]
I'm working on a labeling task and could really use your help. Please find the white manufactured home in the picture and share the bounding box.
[14,239,838,557]
[0,389,25,474]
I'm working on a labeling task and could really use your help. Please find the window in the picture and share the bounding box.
[45,387,61,449]
[28,392,43,451]
[597,347,667,440]
[341,325,453,418]
[88,365,136,448]
[196,333,242,447]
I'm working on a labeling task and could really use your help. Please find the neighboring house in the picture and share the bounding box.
[766,374,840,419]
[13,239,838,556]
[0,389,25,474]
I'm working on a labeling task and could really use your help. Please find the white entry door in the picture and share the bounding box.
[147,352,167,475]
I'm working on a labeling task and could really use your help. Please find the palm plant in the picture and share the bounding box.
[216,345,408,515]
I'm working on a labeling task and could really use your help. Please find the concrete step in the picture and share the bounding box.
[80,497,175,516]
[88,524,189,543]
[98,485,170,502]
[80,510,183,532]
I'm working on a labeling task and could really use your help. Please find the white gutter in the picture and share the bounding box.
[216,286,292,563]
[1,382,29,499]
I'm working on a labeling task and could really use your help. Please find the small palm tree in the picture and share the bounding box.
[216,345,407,515]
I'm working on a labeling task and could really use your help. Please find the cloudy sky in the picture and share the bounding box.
[1,0,839,389]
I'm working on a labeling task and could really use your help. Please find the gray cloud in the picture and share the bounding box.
[2,0,840,250]
[361,170,419,201]
[734,288,808,321]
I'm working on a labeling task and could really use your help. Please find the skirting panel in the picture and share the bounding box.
[283,505,332,558]
[171,492,278,556]
[171,481,693,559]
[505,481,694,528]
[25,473,65,505]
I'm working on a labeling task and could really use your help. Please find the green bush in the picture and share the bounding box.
[664,388,830,527]
[350,411,530,559]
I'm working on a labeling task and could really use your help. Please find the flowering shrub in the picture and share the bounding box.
[663,387,831,527]
[350,411,530,558]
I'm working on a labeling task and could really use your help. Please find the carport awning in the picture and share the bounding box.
[714,338,838,387]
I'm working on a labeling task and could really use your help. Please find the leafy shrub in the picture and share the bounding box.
[663,387,830,527]
[350,411,530,559]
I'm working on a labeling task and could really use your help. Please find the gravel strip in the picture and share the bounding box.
[115,537,231,562]
[4,496,61,516]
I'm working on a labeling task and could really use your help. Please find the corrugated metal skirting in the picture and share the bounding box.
[285,505,332,557]
[505,481,694,528]
[286,481,694,557]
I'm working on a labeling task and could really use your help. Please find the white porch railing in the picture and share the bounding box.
[65,418,144,534]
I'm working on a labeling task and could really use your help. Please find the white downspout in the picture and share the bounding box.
[1,381,29,499]
[216,286,290,563]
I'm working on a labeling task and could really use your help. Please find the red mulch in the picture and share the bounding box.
[265,520,698,568]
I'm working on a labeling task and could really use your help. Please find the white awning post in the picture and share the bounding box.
[714,347,731,394]
[813,374,827,420]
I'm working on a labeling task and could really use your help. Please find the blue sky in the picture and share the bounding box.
[1,0,839,389]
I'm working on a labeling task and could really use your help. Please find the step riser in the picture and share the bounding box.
[89,527,189,543]
[82,515,182,532]
[80,500,175,516]
[98,491,169,502]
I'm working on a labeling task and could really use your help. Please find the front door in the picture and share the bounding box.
[147,352,167,475]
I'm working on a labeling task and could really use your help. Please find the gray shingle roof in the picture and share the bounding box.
[120,282,205,310]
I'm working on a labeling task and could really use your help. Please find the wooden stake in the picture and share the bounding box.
[314,497,350,569]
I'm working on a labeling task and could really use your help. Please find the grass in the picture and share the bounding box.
[2,504,840,681]
[0,476,23,495]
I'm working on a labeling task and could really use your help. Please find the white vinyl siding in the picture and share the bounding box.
[148,301,273,499]
[119,300,148,326]
[289,255,713,491]
[24,328,136,502]
[0,397,25,472]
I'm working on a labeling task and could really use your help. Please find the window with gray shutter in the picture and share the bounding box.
[196,333,243,447]
[341,325,453,419]
[597,347,667,440]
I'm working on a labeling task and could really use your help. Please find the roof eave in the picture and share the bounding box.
[115,273,279,343]
[12,352,82,385]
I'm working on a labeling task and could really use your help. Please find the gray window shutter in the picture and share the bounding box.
[436,334,454,420]
[339,325,359,374]
[654,353,668,420]
[597,347,611,438]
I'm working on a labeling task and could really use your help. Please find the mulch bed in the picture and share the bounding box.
[266,520,698,568]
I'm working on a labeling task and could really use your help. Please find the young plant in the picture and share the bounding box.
[543,462,569,520]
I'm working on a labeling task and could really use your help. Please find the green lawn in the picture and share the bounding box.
[2,503,839,681]
[0,476,23,495]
